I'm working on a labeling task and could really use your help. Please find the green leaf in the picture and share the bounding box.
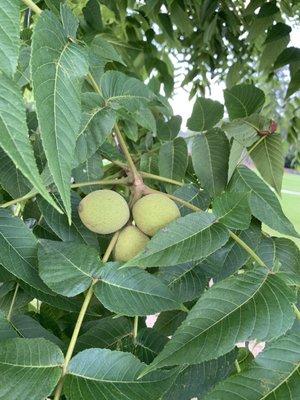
[222,114,266,147]
[64,348,176,400]
[0,0,20,76]
[229,166,299,237]
[60,3,79,39]
[205,332,300,400]
[274,46,300,69]
[192,128,230,197]
[212,192,251,230]
[91,35,125,65]
[38,240,102,297]
[37,191,99,248]
[157,115,182,141]
[72,151,103,194]
[0,209,52,294]
[125,213,229,268]
[259,23,291,71]
[154,310,186,337]
[74,93,116,165]
[159,137,188,193]
[158,262,207,303]
[0,283,32,315]
[31,10,89,221]
[20,283,84,314]
[0,74,59,211]
[143,268,295,372]
[94,262,182,316]
[173,184,211,215]
[187,98,224,132]
[209,220,263,281]
[0,338,64,400]
[224,84,265,120]
[83,0,103,31]
[0,311,18,341]
[101,70,154,112]
[0,147,31,198]
[228,139,246,181]
[76,316,132,351]
[10,314,64,348]
[163,350,237,400]
[257,236,300,286]
[274,237,300,286]
[130,328,169,364]
[14,45,31,88]
[250,133,284,194]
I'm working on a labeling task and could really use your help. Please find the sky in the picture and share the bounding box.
[170,25,300,130]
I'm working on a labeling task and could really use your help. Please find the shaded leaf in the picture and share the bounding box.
[192,128,230,197]
[187,98,224,132]
[38,240,102,297]
[94,263,182,316]
[77,316,132,352]
[0,338,64,400]
[154,310,187,337]
[205,333,300,400]
[122,328,169,365]
[10,314,64,348]
[274,46,300,69]
[0,147,31,198]
[163,350,237,400]
[31,10,89,221]
[0,311,18,341]
[158,262,207,303]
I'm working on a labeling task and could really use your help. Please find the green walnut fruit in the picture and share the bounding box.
[78,189,130,234]
[132,193,180,236]
[114,225,150,262]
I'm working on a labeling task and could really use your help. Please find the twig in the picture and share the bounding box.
[0,178,128,209]
[21,0,42,15]
[133,316,139,345]
[7,283,20,321]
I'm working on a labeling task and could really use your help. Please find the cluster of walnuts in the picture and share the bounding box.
[78,190,180,262]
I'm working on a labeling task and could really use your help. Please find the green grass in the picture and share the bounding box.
[263,171,300,247]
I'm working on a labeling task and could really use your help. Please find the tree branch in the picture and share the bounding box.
[21,0,42,15]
